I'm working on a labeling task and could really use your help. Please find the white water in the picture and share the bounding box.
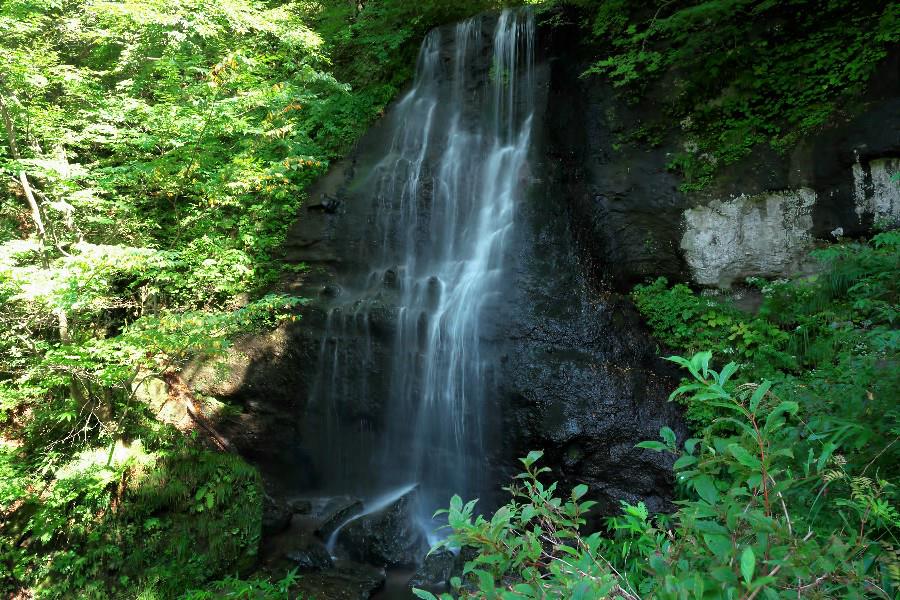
[306,9,536,527]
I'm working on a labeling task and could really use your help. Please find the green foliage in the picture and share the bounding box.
[572,0,900,189]
[415,450,632,599]
[633,233,899,472]
[424,231,898,599]
[178,569,301,599]
[315,0,526,99]
[424,356,899,599]
[626,356,899,598]
[1,440,263,599]
[634,277,793,366]
[632,277,793,423]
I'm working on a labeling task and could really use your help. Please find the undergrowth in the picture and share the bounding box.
[569,0,900,190]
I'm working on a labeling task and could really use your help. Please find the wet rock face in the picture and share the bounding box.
[316,496,365,539]
[262,494,293,536]
[496,173,685,519]
[292,562,386,600]
[204,11,688,527]
[336,489,428,568]
[286,536,334,571]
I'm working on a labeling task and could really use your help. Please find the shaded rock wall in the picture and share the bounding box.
[543,12,899,289]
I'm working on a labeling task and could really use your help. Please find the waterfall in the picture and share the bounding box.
[305,9,536,526]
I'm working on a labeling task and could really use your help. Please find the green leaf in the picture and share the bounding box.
[520,504,535,523]
[694,475,719,504]
[703,534,732,561]
[571,484,588,500]
[728,444,762,470]
[816,442,838,473]
[740,546,756,585]
[636,440,667,451]
[684,438,700,454]
[692,351,713,379]
[749,380,772,413]
[673,454,698,470]
[521,450,543,467]
[718,361,739,385]
[474,569,496,595]
[764,401,799,432]
[693,519,729,535]
[660,426,676,447]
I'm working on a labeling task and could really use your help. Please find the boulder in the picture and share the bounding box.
[288,498,313,515]
[285,536,334,571]
[262,494,292,536]
[408,549,455,591]
[315,496,364,538]
[336,488,427,567]
[293,561,386,600]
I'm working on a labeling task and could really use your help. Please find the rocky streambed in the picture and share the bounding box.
[258,486,464,598]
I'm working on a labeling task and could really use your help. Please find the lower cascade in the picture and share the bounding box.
[305,9,536,530]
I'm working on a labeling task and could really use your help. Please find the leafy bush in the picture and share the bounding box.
[418,353,899,599]
[571,0,900,189]
[1,442,263,599]
[178,569,300,600]
[633,233,899,473]
[633,277,793,367]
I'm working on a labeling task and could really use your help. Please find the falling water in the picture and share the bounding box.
[305,9,536,526]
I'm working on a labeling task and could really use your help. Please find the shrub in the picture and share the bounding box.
[417,353,899,599]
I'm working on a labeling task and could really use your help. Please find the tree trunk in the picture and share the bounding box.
[0,88,48,266]
[0,92,20,159]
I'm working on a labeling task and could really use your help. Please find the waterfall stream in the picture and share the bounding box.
[305,9,536,529]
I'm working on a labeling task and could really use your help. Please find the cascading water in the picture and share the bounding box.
[305,9,536,529]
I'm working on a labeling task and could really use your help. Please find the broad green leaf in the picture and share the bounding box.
[728,444,762,470]
[816,442,838,473]
[660,426,676,447]
[571,484,588,500]
[684,438,700,454]
[703,534,732,561]
[764,401,799,432]
[521,450,543,467]
[719,361,740,385]
[749,380,772,413]
[636,440,668,451]
[694,475,719,504]
[673,454,698,470]
[740,546,756,585]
